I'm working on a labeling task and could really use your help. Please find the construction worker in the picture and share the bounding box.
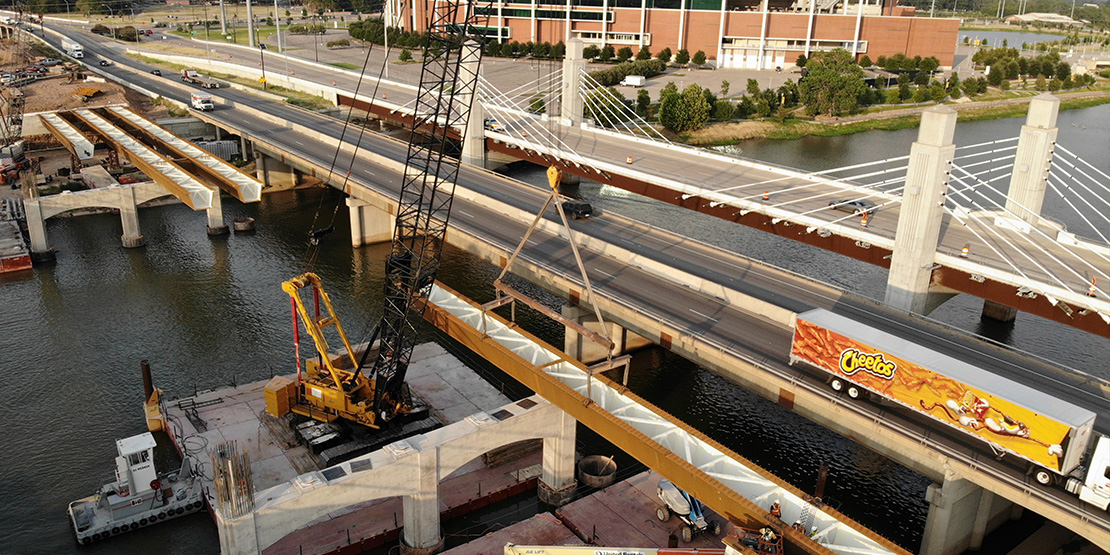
[770,500,782,519]
[792,520,805,533]
[759,527,779,554]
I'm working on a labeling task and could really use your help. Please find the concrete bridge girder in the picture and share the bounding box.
[23,182,180,252]
[217,397,576,555]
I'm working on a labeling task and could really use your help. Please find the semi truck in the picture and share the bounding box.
[190,92,214,111]
[789,308,1110,511]
[180,69,220,89]
[61,38,83,59]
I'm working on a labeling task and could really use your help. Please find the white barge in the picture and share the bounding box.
[67,432,205,544]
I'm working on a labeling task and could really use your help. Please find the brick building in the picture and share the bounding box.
[388,0,958,68]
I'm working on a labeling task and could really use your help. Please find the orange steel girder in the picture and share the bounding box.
[423,282,910,555]
[63,111,212,211]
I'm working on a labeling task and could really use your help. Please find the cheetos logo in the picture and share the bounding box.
[839,348,897,380]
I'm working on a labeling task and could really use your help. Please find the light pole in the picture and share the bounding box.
[259,44,267,90]
[274,0,282,53]
[61,0,70,16]
[203,3,211,59]
[313,13,319,62]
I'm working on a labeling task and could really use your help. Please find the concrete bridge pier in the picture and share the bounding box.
[255,153,298,190]
[920,471,1014,555]
[539,408,577,506]
[560,39,586,126]
[347,197,394,247]
[118,186,146,248]
[22,198,55,262]
[401,450,445,555]
[206,190,229,236]
[884,105,958,315]
[562,304,653,364]
[982,94,1062,324]
[461,98,487,169]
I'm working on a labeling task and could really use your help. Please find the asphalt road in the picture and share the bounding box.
[38,24,1110,535]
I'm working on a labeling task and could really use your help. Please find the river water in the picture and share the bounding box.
[1,105,1107,554]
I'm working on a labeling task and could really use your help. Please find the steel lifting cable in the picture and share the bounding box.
[301,6,408,271]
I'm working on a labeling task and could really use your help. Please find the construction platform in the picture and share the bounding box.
[441,471,734,555]
[161,342,547,554]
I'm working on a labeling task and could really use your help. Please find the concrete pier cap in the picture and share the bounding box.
[1027,93,1061,129]
[918,105,958,148]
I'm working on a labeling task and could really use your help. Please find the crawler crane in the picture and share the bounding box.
[276,0,485,428]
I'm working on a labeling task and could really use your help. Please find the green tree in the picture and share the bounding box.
[529,96,546,114]
[797,49,868,117]
[692,50,706,66]
[987,67,1003,86]
[617,46,633,62]
[675,49,690,65]
[657,47,672,63]
[720,80,730,97]
[796,54,807,68]
[583,45,600,59]
[598,45,614,61]
[712,99,736,121]
[636,89,651,116]
[658,84,711,132]
[584,87,631,127]
[500,42,515,57]
[858,55,872,67]
[117,26,139,41]
[746,78,760,96]
[532,42,550,58]
[884,88,901,104]
[636,47,652,61]
[398,48,412,62]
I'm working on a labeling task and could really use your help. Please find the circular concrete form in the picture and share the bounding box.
[577,455,617,488]
[233,217,256,232]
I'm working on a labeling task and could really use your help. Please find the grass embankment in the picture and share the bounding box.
[684,91,1110,144]
[330,62,361,70]
[126,53,334,110]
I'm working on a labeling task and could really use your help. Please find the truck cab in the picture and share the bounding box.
[1067,436,1110,511]
[190,93,214,111]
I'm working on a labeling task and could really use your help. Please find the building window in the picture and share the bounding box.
[723,36,867,53]
[477,6,614,21]
[572,30,651,44]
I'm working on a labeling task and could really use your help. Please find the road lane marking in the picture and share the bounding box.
[457,210,474,218]
[689,309,719,322]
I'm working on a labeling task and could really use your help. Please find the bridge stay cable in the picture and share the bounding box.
[947,166,1108,300]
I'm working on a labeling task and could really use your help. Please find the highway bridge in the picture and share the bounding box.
[25,22,1110,554]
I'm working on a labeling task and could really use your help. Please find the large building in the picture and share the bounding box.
[389,0,959,69]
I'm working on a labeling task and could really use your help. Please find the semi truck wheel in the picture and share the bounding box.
[830,378,844,392]
[847,385,862,399]
[1034,469,1055,486]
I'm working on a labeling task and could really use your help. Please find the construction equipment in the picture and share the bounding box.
[1,7,31,189]
[277,0,485,428]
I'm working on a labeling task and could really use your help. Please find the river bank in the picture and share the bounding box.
[683,88,1110,145]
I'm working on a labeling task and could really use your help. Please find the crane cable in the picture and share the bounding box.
[301,2,405,272]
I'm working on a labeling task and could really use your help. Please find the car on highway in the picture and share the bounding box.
[483,117,502,131]
[99,60,112,66]
[562,199,593,220]
[828,199,876,215]
[150,69,162,76]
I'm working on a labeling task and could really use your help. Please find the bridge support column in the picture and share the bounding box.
[23,197,55,262]
[348,197,394,247]
[920,472,1012,555]
[206,190,229,236]
[562,304,652,364]
[884,105,956,315]
[460,41,487,170]
[538,408,577,506]
[256,154,297,190]
[1004,93,1059,224]
[400,449,444,555]
[461,94,487,169]
[560,39,586,126]
[118,186,145,248]
[214,508,259,555]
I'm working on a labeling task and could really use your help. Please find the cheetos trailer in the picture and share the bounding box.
[789,308,1110,512]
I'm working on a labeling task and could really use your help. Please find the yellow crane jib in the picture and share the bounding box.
[281,272,381,428]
